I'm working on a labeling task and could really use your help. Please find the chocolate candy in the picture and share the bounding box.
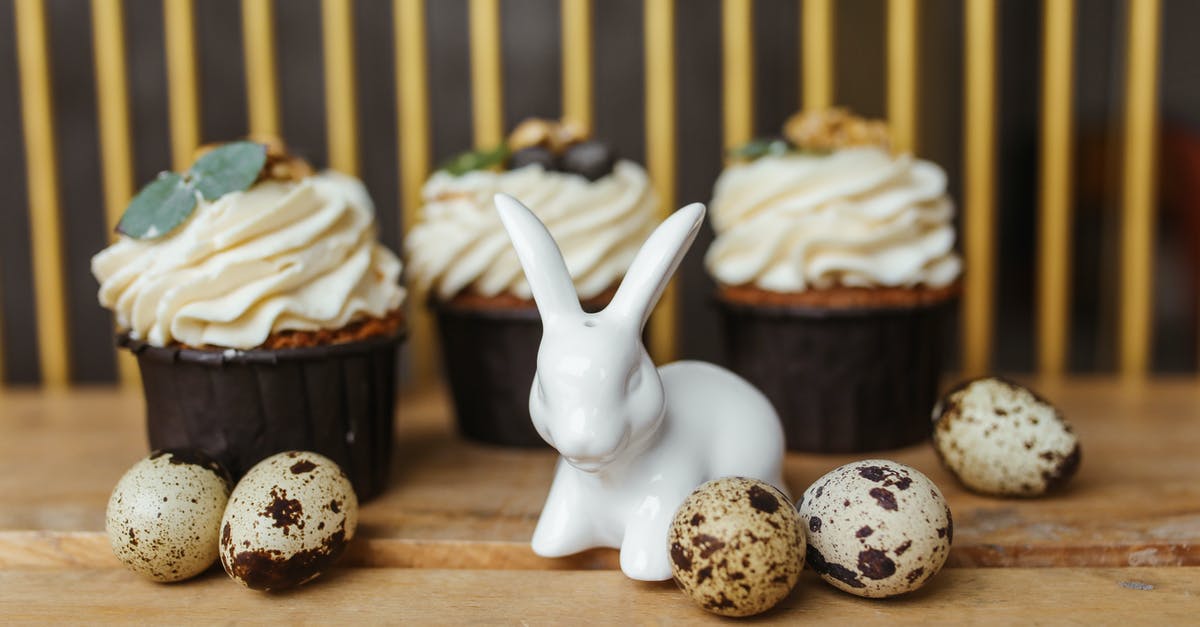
[508,146,559,171]
[560,140,615,181]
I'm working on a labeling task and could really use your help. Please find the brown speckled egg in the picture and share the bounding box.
[669,477,803,617]
[105,449,233,582]
[933,377,1081,497]
[798,460,951,598]
[219,451,358,591]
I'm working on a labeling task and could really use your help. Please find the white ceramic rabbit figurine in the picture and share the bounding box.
[493,193,787,581]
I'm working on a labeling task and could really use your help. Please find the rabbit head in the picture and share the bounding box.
[494,194,705,472]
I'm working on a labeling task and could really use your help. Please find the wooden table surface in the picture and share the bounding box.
[1,378,1198,623]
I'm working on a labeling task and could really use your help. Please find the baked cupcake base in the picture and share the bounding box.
[119,312,405,501]
[432,289,615,448]
[717,284,959,453]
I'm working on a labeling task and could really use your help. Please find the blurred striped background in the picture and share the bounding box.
[1,0,1198,387]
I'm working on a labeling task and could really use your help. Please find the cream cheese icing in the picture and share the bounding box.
[405,160,657,300]
[706,147,962,292]
[92,171,405,349]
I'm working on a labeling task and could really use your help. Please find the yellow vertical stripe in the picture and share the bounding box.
[1119,0,1161,379]
[887,0,918,153]
[962,0,996,376]
[242,0,280,139]
[644,0,677,363]
[322,0,359,175]
[469,0,503,148]
[395,0,435,384]
[164,0,200,171]
[561,0,592,132]
[91,0,133,242]
[91,0,140,386]
[722,0,753,149]
[1037,0,1075,376]
[14,0,70,387]
[801,0,833,110]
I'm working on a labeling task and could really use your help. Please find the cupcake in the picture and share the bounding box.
[92,141,406,499]
[707,109,962,453]
[405,118,657,446]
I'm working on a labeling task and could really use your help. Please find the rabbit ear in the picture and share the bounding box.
[605,203,706,329]
[494,193,584,322]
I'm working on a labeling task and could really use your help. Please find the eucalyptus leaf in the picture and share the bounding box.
[115,172,197,239]
[188,141,268,200]
[441,144,511,176]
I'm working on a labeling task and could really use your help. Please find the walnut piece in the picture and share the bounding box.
[507,117,590,154]
[783,109,891,151]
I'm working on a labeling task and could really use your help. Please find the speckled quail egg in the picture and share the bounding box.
[933,377,1081,497]
[669,477,804,617]
[106,449,233,582]
[798,460,951,598]
[219,451,358,591]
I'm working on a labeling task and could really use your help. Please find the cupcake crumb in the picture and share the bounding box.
[177,310,405,352]
[259,311,405,350]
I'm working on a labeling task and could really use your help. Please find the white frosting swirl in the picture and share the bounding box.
[405,160,657,300]
[706,147,962,291]
[92,172,405,349]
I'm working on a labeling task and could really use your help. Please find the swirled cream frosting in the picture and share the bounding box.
[92,172,405,349]
[405,160,657,300]
[706,147,962,292]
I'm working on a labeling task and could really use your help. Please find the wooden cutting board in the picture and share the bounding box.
[1,379,1198,622]
[1,379,1197,569]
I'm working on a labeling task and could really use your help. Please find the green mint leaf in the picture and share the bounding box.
[727,138,792,162]
[440,144,511,176]
[115,172,197,240]
[188,141,268,200]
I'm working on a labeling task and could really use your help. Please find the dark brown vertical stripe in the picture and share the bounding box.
[1156,0,1198,372]
[676,0,723,363]
[753,0,799,136]
[918,0,963,200]
[593,0,644,164]
[1072,0,1118,373]
[125,0,171,187]
[47,0,112,382]
[995,0,1040,373]
[919,0,964,373]
[0,0,39,383]
[194,0,248,144]
[276,0,327,168]
[352,0,399,251]
[427,0,472,166]
[500,0,561,129]
[833,0,885,118]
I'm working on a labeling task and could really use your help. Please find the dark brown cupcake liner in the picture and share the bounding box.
[119,329,405,501]
[717,294,954,453]
[432,301,546,447]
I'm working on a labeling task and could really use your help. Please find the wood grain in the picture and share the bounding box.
[1,380,1198,569]
[1,567,1196,623]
